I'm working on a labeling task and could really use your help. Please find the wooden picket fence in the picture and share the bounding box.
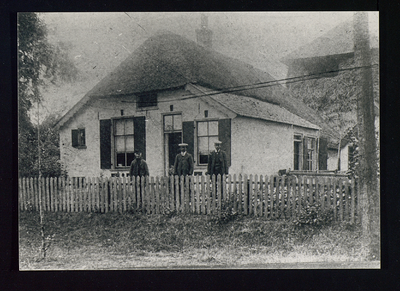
[18,174,359,223]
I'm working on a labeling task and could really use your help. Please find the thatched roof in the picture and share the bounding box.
[211,94,320,130]
[58,31,336,140]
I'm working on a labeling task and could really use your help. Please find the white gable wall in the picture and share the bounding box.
[59,87,233,177]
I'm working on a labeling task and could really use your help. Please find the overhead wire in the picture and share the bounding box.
[84,14,378,108]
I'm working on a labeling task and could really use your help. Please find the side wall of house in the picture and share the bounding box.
[60,104,102,177]
[230,117,319,176]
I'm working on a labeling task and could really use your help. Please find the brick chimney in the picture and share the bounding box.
[196,14,213,49]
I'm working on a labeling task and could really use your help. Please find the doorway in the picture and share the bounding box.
[163,113,182,175]
[164,132,182,175]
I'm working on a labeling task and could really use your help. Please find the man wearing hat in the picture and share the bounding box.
[207,140,229,177]
[173,143,194,176]
[129,150,149,178]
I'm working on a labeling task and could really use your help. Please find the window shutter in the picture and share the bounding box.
[100,119,112,169]
[134,116,146,160]
[303,137,308,170]
[318,137,328,170]
[71,129,79,147]
[218,119,231,167]
[182,121,194,159]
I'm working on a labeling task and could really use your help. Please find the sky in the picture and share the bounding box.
[35,12,379,122]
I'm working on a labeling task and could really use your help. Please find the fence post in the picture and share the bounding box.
[232,174,237,214]
[345,178,351,221]
[339,179,344,221]
[211,175,216,215]
[243,174,248,215]
[333,178,337,221]
[190,175,195,214]
[217,174,222,216]
[194,175,199,214]
[248,175,253,216]
[351,178,356,224]
[256,175,261,217]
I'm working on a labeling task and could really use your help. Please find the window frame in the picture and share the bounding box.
[304,136,316,171]
[196,119,219,166]
[293,134,318,171]
[72,128,86,149]
[111,116,135,169]
[163,113,183,133]
[293,133,303,170]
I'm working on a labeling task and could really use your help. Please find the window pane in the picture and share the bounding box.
[197,122,207,136]
[173,115,182,130]
[209,121,218,136]
[117,153,125,167]
[127,153,135,166]
[164,115,173,131]
[125,119,134,134]
[198,137,209,154]
[199,154,209,164]
[115,119,125,135]
[209,136,219,150]
[115,136,125,151]
[126,136,134,151]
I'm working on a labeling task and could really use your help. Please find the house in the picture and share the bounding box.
[333,102,380,173]
[281,19,379,171]
[56,27,336,178]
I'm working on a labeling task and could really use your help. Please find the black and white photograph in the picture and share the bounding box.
[18,12,380,270]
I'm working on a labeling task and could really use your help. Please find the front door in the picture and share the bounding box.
[163,114,182,175]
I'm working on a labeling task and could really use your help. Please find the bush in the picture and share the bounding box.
[293,202,334,227]
[209,197,240,226]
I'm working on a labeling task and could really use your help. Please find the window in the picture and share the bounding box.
[305,137,316,170]
[72,128,86,148]
[114,118,134,167]
[197,120,219,164]
[293,134,317,171]
[293,134,302,170]
[163,114,182,132]
[137,92,157,108]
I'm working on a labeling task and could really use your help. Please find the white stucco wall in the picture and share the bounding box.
[230,117,319,176]
[60,87,320,178]
[59,87,232,177]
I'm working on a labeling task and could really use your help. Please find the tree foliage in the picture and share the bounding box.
[18,12,78,177]
[287,52,379,136]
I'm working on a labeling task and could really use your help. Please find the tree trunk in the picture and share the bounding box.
[353,12,380,260]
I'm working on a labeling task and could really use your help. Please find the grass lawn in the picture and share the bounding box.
[19,211,379,270]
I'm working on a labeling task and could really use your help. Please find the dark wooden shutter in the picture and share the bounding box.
[100,119,112,169]
[303,137,308,170]
[134,116,146,160]
[71,129,79,147]
[218,119,231,167]
[318,137,328,170]
[183,121,194,159]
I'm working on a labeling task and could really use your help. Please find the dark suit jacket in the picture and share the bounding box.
[129,158,149,178]
[174,152,194,176]
[207,150,229,176]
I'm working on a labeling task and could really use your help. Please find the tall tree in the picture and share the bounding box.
[18,12,78,177]
[353,12,379,260]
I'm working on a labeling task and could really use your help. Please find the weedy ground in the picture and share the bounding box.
[19,211,378,270]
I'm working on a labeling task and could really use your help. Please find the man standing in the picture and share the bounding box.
[207,140,229,198]
[129,150,149,212]
[129,150,149,179]
[174,143,194,176]
[207,140,228,177]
